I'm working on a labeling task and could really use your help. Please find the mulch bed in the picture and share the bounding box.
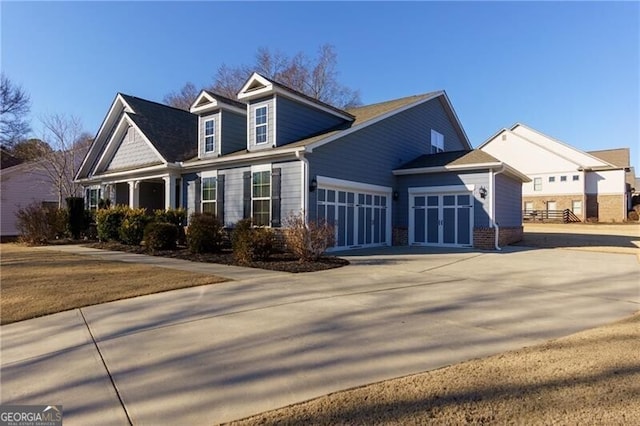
[83,242,349,273]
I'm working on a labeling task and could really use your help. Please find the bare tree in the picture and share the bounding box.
[165,44,361,109]
[0,73,31,147]
[38,114,90,207]
[162,82,200,111]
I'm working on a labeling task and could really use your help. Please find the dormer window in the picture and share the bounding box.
[204,119,215,152]
[255,106,268,144]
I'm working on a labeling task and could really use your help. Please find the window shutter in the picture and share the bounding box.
[271,167,281,227]
[216,174,225,225]
[243,171,251,220]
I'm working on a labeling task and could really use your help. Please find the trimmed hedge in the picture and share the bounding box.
[143,222,178,252]
[186,212,224,254]
[231,219,276,264]
[119,208,151,245]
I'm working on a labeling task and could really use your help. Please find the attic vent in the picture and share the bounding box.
[246,80,267,92]
[501,134,507,141]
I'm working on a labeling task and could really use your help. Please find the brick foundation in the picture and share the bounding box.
[523,195,585,221]
[586,194,625,222]
[473,226,523,250]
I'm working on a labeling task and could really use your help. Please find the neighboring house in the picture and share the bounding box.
[479,123,632,222]
[0,160,58,239]
[75,72,528,250]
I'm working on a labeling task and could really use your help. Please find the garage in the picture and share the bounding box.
[316,177,392,250]
[409,186,473,247]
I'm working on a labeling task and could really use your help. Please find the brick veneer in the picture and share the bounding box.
[587,194,625,222]
[392,227,408,246]
[473,226,523,250]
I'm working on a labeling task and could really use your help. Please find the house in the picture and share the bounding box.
[1,160,58,239]
[479,123,633,222]
[75,72,529,250]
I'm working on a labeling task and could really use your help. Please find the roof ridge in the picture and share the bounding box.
[119,93,196,116]
[348,91,442,112]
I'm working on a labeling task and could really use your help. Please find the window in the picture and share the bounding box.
[560,175,567,182]
[204,119,215,152]
[255,106,268,144]
[252,170,271,225]
[534,177,542,191]
[201,177,217,214]
[430,130,444,153]
[524,201,534,213]
[549,176,555,183]
[572,200,582,216]
[87,188,101,210]
[572,175,580,181]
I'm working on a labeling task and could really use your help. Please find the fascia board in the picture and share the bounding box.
[181,147,303,170]
[306,92,443,152]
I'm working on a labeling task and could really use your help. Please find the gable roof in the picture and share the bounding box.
[1,149,23,169]
[393,149,530,182]
[587,148,630,168]
[119,94,198,163]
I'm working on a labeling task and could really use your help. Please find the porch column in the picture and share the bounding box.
[164,175,176,210]
[128,180,139,208]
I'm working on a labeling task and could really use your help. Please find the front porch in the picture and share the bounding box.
[100,175,182,213]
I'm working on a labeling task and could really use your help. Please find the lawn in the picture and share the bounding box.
[0,243,227,325]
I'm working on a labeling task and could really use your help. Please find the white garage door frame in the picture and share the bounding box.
[409,184,475,247]
[316,176,392,251]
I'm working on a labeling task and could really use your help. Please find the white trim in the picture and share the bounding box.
[409,184,475,194]
[253,104,269,145]
[203,117,216,153]
[237,72,354,121]
[251,163,272,173]
[316,176,392,195]
[190,90,246,115]
[75,164,180,185]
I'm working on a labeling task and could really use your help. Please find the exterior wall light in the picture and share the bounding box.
[309,178,318,192]
[479,186,488,199]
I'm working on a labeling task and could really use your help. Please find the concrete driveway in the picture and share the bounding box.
[1,245,638,425]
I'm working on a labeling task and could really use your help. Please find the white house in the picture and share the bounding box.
[479,123,632,222]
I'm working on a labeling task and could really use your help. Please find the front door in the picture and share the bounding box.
[410,192,473,247]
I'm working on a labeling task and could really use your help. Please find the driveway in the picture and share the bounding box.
[1,244,638,425]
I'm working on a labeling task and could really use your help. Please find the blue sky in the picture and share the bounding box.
[2,1,639,170]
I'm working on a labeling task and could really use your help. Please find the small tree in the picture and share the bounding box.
[284,213,335,262]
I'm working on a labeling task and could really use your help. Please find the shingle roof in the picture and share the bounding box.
[120,94,198,162]
[397,149,501,170]
[587,148,630,168]
[1,149,23,169]
[203,90,246,110]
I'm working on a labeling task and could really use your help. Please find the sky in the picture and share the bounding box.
[2,1,639,171]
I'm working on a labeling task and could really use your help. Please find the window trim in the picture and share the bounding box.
[548,176,555,183]
[204,118,215,153]
[560,175,567,182]
[201,175,217,214]
[87,187,101,210]
[251,169,271,226]
[572,175,580,181]
[254,105,268,145]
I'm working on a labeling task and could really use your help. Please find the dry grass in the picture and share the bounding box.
[232,312,640,425]
[0,243,227,325]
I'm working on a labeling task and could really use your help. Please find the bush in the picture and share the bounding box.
[15,202,68,245]
[154,208,187,227]
[284,213,335,262]
[119,208,151,245]
[231,219,276,264]
[628,210,639,222]
[144,222,178,252]
[186,212,224,254]
[95,206,128,242]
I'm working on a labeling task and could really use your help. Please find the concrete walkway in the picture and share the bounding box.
[1,245,638,425]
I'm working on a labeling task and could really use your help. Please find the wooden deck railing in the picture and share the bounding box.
[523,209,581,223]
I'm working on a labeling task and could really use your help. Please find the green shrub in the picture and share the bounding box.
[186,212,223,253]
[154,208,187,227]
[15,202,68,245]
[231,219,276,264]
[143,222,178,252]
[95,206,128,242]
[119,208,151,245]
[284,213,335,262]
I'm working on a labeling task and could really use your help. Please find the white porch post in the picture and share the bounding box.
[164,175,176,210]
[129,181,139,208]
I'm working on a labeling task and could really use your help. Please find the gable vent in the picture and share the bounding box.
[501,134,507,141]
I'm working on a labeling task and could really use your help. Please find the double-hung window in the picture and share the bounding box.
[252,170,271,226]
[201,177,217,214]
[255,106,268,144]
[534,177,542,191]
[430,130,444,154]
[204,119,215,153]
[87,188,101,210]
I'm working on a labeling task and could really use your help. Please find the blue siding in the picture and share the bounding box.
[495,173,523,227]
[198,112,220,158]
[395,172,491,228]
[220,110,247,155]
[307,97,468,220]
[248,98,274,151]
[276,96,346,146]
[275,160,303,220]
[218,167,249,226]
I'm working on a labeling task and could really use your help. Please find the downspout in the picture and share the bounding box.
[490,165,506,250]
[296,150,309,222]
